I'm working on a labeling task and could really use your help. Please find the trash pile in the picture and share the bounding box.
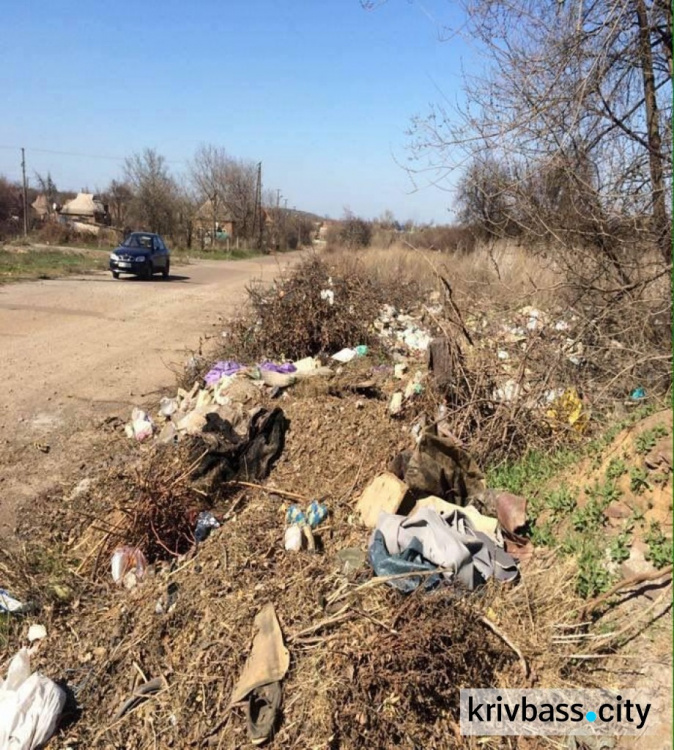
[1,260,636,749]
[0,340,545,749]
[467,304,589,414]
[374,303,433,354]
[124,357,332,445]
[358,425,529,596]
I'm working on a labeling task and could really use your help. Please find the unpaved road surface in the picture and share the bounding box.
[0,253,302,537]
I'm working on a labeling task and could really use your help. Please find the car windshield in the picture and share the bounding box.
[123,234,154,249]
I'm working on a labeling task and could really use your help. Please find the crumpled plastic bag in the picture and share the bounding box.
[111,546,148,585]
[545,387,587,433]
[0,647,66,750]
[125,407,154,441]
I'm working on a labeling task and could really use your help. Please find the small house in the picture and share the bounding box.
[59,192,109,225]
[194,198,236,241]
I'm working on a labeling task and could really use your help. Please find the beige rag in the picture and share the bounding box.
[413,496,499,538]
[229,603,290,707]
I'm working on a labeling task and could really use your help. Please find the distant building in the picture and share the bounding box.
[31,194,51,222]
[194,198,236,241]
[59,193,109,225]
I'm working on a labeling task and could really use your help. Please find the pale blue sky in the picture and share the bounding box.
[0,1,476,222]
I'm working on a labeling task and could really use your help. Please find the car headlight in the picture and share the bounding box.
[110,253,119,261]
[134,255,146,262]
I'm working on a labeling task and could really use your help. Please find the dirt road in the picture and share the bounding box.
[0,253,302,537]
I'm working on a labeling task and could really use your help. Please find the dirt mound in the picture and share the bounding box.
[576,409,673,530]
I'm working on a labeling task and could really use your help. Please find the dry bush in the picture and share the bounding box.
[329,592,515,748]
[369,227,398,248]
[325,215,372,251]
[410,224,477,253]
[37,222,79,245]
[75,446,210,573]
[222,254,399,361]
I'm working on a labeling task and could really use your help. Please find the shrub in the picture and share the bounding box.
[225,255,385,361]
[326,215,372,250]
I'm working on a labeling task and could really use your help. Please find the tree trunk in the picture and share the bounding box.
[634,0,671,264]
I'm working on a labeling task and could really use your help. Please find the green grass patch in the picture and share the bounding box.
[629,466,650,494]
[644,522,673,569]
[0,249,107,283]
[486,447,578,500]
[605,457,628,481]
[609,531,632,564]
[485,407,669,599]
[576,542,613,599]
[545,485,577,518]
[634,424,669,455]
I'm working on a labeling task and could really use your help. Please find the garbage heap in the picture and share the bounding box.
[0,266,592,749]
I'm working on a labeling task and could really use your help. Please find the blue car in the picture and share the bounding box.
[109,232,171,279]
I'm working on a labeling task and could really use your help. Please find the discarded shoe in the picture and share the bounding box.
[246,681,282,746]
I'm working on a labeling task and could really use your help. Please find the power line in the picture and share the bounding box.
[0,144,185,165]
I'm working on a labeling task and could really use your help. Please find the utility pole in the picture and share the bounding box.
[273,189,282,254]
[256,162,263,251]
[21,148,28,236]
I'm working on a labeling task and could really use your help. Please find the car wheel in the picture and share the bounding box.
[144,264,153,280]
[162,261,170,279]
[112,271,120,279]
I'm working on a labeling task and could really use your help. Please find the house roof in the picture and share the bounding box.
[195,198,236,223]
[31,194,50,217]
[60,192,106,217]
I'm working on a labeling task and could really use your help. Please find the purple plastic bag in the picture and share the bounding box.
[204,360,245,385]
[259,361,297,374]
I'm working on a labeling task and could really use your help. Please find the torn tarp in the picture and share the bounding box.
[368,507,519,593]
[392,427,486,504]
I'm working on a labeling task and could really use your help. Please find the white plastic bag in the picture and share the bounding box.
[111,546,148,585]
[124,407,154,442]
[284,524,303,552]
[330,348,357,363]
[0,647,66,749]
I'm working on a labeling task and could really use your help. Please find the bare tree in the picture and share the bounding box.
[34,172,59,210]
[455,157,515,239]
[0,176,22,238]
[104,179,134,229]
[403,0,671,270]
[124,148,178,235]
[362,0,671,398]
[190,145,258,242]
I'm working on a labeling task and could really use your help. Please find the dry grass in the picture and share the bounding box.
[327,240,559,307]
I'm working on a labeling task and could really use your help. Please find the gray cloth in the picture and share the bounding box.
[368,507,519,592]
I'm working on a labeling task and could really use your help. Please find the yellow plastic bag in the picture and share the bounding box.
[546,387,587,433]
